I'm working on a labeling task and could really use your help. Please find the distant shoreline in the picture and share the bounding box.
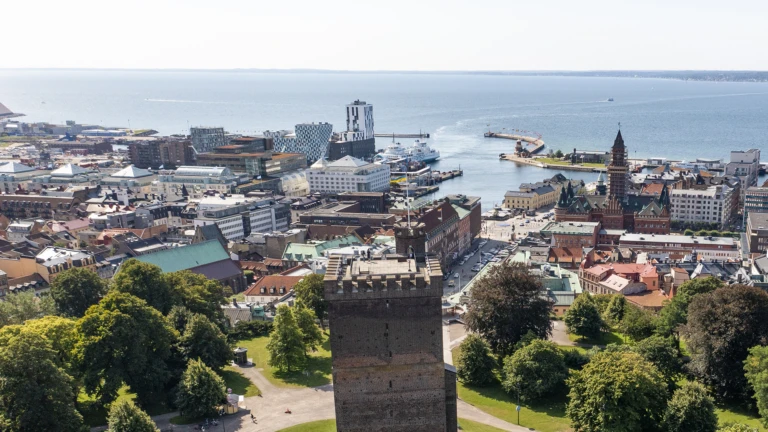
[2,68,768,83]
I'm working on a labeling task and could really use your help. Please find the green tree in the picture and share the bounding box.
[295,306,323,353]
[502,340,567,402]
[567,350,667,432]
[455,334,497,387]
[564,294,603,339]
[165,271,228,327]
[167,305,194,334]
[266,305,306,372]
[656,277,723,337]
[592,294,613,314]
[293,274,328,330]
[744,345,768,428]
[50,267,106,318]
[75,292,178,404]
[634,335,683,389]
[603,294,627,326]
[663,381,718,432]
[554,149,564,158]
[0,291,56,327]
[176,359,227,419]
[619,304,656,341]
[684,285,768,400]
[465,262,553,355]
[180,314,232,371]
[111,259,174,314]
[107,399,159,432]
[0,328,84,432]
[3,315,79,373]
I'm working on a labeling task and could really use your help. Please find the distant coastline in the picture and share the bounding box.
[3,68,768,83]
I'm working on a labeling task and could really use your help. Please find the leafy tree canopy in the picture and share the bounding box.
[75,292,178,405]
[656,277,723,337]
[176,359,227,419]
[567,350,667,432]
[266,305,306,372]
[0,291,56,327]
[111,259,174,314]
[165,271,228,327]
[50,267,106,318]
[663,381,718,432]
[465,262,553,355]
[107,399,159,432]
[684,285,768,401]
[456,334,497,387]
[180,313,232,371]
[295,306,323,353]
[564,294,603,339]
[744,345,768,428]
[293,274,328,330]
[618,304,656,342]
[503,339,567,402]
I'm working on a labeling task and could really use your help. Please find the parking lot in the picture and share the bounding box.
[442,237,516,296]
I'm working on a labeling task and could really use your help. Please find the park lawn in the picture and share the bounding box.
[77,385,173,427]
[458,382,571,432]
[567,330,626,346]
[716,403,767,430]
[222,365,261,396]
[276,418,509,432]
[536,157,605,169]
[237,333,332,388]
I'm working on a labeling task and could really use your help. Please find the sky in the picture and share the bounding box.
[4,0,767,71]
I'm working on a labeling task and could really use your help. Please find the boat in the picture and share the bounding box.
[374,142,408,162]
[607,98,614,102]
[405,140,440,163]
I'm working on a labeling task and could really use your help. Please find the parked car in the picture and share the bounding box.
[453,273,459,278]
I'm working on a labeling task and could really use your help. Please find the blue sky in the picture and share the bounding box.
[5,0,766,70]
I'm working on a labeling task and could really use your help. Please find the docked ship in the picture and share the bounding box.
[374,142,408,162]
[405,140,440,163]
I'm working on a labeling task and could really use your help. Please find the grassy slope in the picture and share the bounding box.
[236,333,332,388]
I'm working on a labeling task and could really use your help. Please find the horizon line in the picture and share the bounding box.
[2,67,768,73]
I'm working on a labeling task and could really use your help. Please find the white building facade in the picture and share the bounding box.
[342,100,374,142]
[153,166,246,199]
[669,184,738,228]
[307,156,390,194]
[726,149,761,200]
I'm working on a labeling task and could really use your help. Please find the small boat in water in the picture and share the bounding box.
[607,98,614,102]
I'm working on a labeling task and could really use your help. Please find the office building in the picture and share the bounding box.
[747,212,768,254]
[323,222,456,432]
[307,156,390,194]
[264,123,334,164]
[726,149,760,200]
[129,140,195,169]
[745,186,768,216]
[190,127,227,152]
[196,149,307,177]
[669,183,738,229]
[619,233,739,261]
[328,100,376,161]
[153,166,249,199]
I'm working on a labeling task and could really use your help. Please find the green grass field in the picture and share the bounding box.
[236,333,332,388]
[222,366,261,396]
[78,386,173,427]
[567,330,627,346]
[536,157,606,168]
[276,418,508,432]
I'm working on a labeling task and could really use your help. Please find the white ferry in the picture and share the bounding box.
[405,140,440,163]
[374,142,408,162]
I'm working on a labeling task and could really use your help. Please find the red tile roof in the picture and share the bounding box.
[243,275,305,297]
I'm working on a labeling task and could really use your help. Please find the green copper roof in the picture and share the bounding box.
[135,240,229,273]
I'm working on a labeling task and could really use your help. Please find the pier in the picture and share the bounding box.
[500,154,606,172]
[375,133,430,139]
[484,132,545,153]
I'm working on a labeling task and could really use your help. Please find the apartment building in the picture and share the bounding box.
[669,183,738,228]
[307,156,390,194]
[726,149,760,200]
[190,127,227,152]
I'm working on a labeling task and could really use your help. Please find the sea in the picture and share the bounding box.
[2,69,768,209]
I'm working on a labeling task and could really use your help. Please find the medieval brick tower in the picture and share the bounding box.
[607,129,629,201]
[324,221,456,432]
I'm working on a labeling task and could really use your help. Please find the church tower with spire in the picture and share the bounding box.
[607,129,629,201]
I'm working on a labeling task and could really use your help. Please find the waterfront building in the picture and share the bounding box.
[264,123,334,164]
[307,156,389,194]
[725,149,761,200]
[503,174,567,211]
[669,183,738,229]
[190,127,227,152]
[50,140,113,155]
[323,222,457,432]
[0,162,45,193]
[327,100,377,161]
[554,130,672,234]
